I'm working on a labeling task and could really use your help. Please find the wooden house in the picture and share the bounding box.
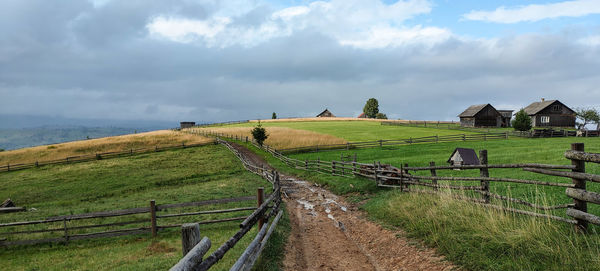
[522,99,575,128]
[498,110,514,127]
[447,148,480,166]
[316,109,336,118]
[180,122,196,129]
[458,104,502,127]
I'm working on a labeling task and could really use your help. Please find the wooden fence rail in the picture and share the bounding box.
[0,195,259,247]
[0,141,215,174]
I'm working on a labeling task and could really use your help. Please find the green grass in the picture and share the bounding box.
[229,121,478,142]
[0,145,289,271]
[236,136,600,271]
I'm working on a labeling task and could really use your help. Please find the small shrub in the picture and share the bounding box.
[251,122,268,146]
[0,148,4,152]
[363,98,379,118]
[47,145,57,149]
[272,112,277,119]
[512,109,532,131]
[375,113,387,119]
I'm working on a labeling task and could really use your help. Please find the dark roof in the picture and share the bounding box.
[458,104,489,117]
[447,148,481,165]
[316,108,335,117]
[522,100,574,115]
[497,110,514,118]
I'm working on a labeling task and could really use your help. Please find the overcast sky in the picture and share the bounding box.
[1,0,599,123]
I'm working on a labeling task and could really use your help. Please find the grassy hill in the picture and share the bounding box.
[218,121,600,271]
[0,143,287,270]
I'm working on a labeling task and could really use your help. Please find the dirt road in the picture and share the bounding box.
[229,142,456,271]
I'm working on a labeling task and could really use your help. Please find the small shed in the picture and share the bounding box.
[358,112,367,118]
[316,109,336,118]
[458,104,502,127]
[498,110,514,127]
[447,148,480,166]
[180,122,196,129]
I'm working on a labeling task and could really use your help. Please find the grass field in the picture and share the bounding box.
[234,134,600,271]
[0,130,213,165]
[221,120,479,142]
[189,126,346,149]
[0,144,287,271]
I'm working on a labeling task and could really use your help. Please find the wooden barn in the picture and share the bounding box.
[498,110,514,127]
[523,99,576,128]
[316,109,336,118]
[458,104,502,127]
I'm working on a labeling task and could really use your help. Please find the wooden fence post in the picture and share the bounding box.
[403,163,409,191]
[150,200,158,237]
[257,187,265,229]
[352,161,357,176]
[570,143,588,232]
[462,134,466,141]
[353,153,357,162]
[379,140,383,147]
[305,159,308,170]
[429,161,438,191]
[181,223,201,256]
[479,150,490,203]
[63,218,69,243]
[6,163,9,171]
[331,161,336,175]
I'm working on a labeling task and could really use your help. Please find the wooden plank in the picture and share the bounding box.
[157,196,255,211]
[566,209,600,225]
[230,221,269,271]
[524,168,600,183]
[157,207,256,219]
[158,216,248,229]
[47,207,150,221]
[404,163,575,171]
[569,143,588,232]
[566,188,600,205]
[565,150,600,164]
[383,175,575,188]
[0,207,26,213]
[0,219,150,235]
[181,223,201,256]
[170,237,212,271]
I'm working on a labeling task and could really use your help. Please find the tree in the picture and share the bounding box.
[272,112,277,119]
[363,98,379,118]
[0,148,4,152]
[375,113,387,119]
[251,121,268,146]
[512,109,532,131]
[575,107,600,130]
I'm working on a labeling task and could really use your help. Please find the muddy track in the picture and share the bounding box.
[229,142,456,271]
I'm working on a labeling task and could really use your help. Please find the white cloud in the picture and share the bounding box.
[146,0,448,49]
[147,16,231,44]
[463,0,600,23]
[579,35,600,46]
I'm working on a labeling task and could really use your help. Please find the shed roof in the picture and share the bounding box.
[458,104,489,117]
[447,148,481,165]
[316,108,335,117]
[522,100,558,115]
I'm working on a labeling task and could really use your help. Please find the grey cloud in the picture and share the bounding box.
[0,1,599,125]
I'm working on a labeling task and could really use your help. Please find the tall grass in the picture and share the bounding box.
[364,190,600,270]
[0,130,212,165]
[191,126,347,149]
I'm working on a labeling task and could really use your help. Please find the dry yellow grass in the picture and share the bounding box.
[249,117,455,124]
[190,126,347,149]
[0,130,213,165]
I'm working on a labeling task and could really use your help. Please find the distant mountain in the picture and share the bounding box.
[0,114,179,151]
[0,126,155,150]
[0,114,175,130]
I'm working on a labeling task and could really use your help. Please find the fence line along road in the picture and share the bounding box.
[0,141,215,174]
[193,128,600,233]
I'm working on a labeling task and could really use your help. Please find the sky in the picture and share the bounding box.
[1,0,599,124]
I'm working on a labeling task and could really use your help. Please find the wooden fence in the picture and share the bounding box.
[200,129,600,232]
[0,195,260,247]
[188,129,508,155]
[191,120,250,128]
[168,138,283,271]
[0,141,214,174]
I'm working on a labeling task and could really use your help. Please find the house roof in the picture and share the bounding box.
[458,104,490,117]
[522,99,575,115]
[497,110,514,118]
[358,112,366,118]
[447,148,481,165]
[316,108,335,117]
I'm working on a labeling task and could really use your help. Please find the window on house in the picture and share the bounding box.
[541,116,550,124]
[552,105,561,111]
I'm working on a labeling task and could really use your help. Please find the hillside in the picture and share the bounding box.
[0,130,213,165]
